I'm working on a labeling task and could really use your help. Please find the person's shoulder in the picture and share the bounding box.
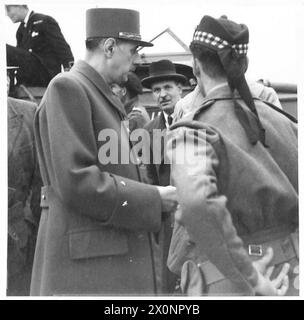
[48,70,80,88]
[169,110,220,144]
[144,114,162,131]
[44,71,87,104]
[7,97,37,119]
[31,12,57,25]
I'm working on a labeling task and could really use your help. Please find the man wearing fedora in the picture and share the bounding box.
[31,8,178,296]
[142,59,187,186]
[141,59,187,294]
[166,15,298,295]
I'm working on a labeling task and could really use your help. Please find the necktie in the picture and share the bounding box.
[167,115,173,126]
[19,22,27,41]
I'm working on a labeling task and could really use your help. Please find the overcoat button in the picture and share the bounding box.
[11,232,18,240]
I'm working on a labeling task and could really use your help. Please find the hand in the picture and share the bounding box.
[156,185,178,213]
[252,247,290,296]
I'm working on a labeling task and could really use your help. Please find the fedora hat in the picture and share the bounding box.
[86,8,153,47]
[141,60,187,88]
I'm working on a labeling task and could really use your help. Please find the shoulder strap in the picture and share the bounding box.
[194,96,297,124]
[253,98,297,123]
[192,100,215,121]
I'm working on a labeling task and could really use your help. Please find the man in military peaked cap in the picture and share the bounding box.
[31,8,178,296]
[167,15,298,296]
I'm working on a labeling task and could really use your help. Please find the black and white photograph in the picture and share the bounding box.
[0,0,302,302]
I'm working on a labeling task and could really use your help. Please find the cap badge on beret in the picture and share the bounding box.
[193,30,248,55]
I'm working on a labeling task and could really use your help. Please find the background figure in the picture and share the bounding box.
[31,8,177,296]
[111,72,150,132]
[7,71,42,295]
[174,81,283,121]
[6,5,74,87]
[141,59,186,294]
[167,15,298,296]
[142,59,186,185]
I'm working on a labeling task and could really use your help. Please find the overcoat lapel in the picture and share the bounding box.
[72,60,127,118]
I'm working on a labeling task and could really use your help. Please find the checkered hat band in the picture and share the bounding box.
[193,31,248,55]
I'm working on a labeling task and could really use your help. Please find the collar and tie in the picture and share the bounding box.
[19,21,27,38]
[167,115,173,126]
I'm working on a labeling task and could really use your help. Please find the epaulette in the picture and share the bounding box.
[169,99,216,131]
[169,118,220,145]
[192,99,216,121]
[33,20,43,25]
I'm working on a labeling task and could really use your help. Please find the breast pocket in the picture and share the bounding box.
[68,227,129,260]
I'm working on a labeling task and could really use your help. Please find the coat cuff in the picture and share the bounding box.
[107,175,162,232]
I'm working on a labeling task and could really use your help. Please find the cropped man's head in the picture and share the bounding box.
[5,5,28,23]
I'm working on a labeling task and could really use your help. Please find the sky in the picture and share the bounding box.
[1,0,303,83]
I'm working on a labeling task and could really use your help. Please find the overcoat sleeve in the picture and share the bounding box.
[37,76,162,232]
[166,123,259,291]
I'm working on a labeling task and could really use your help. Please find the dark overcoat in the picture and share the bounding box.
[31,60,163,296]
[144,112,170,186]
[143,113,177,294]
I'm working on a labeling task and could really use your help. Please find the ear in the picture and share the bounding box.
[192,58,201,78]
[121,87,127,97]
[103,38,117,58]
[177,83,183,95]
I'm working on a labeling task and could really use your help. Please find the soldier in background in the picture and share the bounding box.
[6,5,74,87]
[7,70,42,295]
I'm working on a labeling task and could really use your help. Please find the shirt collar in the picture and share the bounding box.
[205,82,229,97]
[23,10,32,27]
